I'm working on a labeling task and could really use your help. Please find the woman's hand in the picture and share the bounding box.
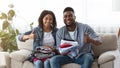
[28,31,35,39]
[44,45,55,51]
[43,45,60,54]
[22,31,34,41]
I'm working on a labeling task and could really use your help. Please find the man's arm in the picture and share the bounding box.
[84,24,102,46]
[56,29,72,55]
[84,33,102,46]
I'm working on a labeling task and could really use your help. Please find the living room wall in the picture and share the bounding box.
[0,0,120,33]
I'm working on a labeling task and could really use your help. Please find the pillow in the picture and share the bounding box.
[16,36,33,51]
[10,50,32,62]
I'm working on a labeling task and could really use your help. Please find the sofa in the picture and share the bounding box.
[7,33,119,68]
[0,52,10,68]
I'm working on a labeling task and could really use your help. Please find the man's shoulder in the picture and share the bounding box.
[76,22,91,27]
[76,22,87,26]
[57,26,66,34]
[58,26,66,30]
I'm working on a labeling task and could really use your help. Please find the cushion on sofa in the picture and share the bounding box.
[16,36,33,51]
[98,51,115,64]
[23,61,33,68]
[62,61,98,68]
[92,33,117,58]
[10,50,32,62]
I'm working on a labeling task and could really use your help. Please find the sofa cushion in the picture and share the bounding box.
[23,61,33,68]
[62,61,98,68]
[16,36,33,51]
[98,51,115,64]
[10,50,32,62]
[92,33,117,58]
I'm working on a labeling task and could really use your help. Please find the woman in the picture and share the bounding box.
[18,10,58,68]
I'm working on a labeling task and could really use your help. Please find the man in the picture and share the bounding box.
[50,7,102,68]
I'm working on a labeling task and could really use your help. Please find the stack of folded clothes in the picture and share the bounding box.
[59,40,79,54]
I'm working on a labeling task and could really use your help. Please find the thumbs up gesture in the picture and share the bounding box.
[84,33,102,45]
[22,31,35,41]
[84,33,91,43]
[29,31,35,39]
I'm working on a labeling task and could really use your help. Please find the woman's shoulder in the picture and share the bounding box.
[55,28,59,31]
[33,26,42,32]
[52,27,59,32]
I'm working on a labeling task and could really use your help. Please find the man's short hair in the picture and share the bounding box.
[63,7,74,13]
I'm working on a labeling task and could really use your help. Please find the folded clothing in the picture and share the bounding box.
[33,58,39,62]
[33,57,50,62]
[60,44,72,48]
[59,39,79,54]
[59,44,79,54]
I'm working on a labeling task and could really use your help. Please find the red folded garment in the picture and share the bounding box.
[60,44,72,48]
[40,58,50,62]
[33,58,39,62]
[33,57,50,62]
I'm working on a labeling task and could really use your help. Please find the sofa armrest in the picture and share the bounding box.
[0,52,10,68]
[10,50,32,62]
[98,51,116,64]
[0,52,6,68]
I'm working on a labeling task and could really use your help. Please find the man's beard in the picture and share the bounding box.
[66,24,71,27]
[65,22,74,27]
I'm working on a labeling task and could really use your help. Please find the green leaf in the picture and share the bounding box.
[2,20,10,30]
[8,15,12,20]
[30,22,34,30]
[0,13,7,19]
[16,29,20,35]
[0,6,19,52]
[8,9,15,18]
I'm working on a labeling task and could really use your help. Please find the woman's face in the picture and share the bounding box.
[43,14,53,27]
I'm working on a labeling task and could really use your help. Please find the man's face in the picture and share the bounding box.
[63,11,76,26]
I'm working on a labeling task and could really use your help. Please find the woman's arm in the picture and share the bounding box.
[18,30,34,42]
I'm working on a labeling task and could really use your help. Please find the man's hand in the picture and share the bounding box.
[84,33,91,43]
[61,50,71,56]
[84,33,102,45]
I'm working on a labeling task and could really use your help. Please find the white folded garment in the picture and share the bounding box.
[59,40,79,54]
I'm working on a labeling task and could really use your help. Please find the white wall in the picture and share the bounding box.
[112,0,120,11]
[0,0,120,33]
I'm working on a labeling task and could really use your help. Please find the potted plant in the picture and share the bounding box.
[0,4,19,52]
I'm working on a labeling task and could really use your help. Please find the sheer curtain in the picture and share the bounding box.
[86,0,120,33]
